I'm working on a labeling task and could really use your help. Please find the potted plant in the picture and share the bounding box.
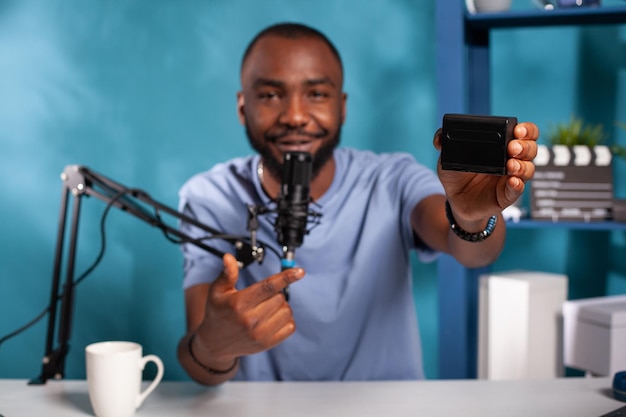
[530,117,617,222]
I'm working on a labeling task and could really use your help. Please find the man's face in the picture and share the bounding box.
[237,35,347,180]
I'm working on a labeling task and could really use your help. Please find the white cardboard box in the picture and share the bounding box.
[478,271,568,380]
[563,295,626,376]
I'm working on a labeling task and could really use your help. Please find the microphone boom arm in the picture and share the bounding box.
[29,165,264,384]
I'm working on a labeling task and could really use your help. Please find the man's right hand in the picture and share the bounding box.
[192,253,305,371]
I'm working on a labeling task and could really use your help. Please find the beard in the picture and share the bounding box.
[245,124,341,181]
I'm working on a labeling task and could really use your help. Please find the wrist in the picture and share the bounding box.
[445,200,497,242]
[188,332,238,375]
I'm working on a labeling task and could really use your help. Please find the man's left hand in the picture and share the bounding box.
[433,121,539,222]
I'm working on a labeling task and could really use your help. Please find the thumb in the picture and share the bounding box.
[432,128,443,151]
[211,253,240,294]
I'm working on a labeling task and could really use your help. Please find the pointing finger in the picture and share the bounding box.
[247,268,305,303]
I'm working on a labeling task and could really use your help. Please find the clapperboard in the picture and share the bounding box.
[531,144,613,221]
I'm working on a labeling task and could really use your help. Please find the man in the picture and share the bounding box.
[177,22,539,385]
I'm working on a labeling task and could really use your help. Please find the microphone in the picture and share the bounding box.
[274,152,313,300]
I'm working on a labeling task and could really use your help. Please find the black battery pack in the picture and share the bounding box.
[441,113,517,175]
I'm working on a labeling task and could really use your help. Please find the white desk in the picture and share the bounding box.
[0,377,624,417]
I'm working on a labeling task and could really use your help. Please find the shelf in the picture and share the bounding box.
[466,5,626,29]
[506,219,626,230]
[435,0,626,381]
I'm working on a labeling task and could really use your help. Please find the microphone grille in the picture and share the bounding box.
[282,152,312,186]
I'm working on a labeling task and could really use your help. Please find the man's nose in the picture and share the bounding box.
[279,95,309,127]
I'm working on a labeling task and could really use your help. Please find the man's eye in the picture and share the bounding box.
[259,91,279,99]
[309,90,329,99]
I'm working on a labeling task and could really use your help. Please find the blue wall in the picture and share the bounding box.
[0,0,624,381]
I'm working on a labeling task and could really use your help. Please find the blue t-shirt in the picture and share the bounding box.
[179,147,444,381]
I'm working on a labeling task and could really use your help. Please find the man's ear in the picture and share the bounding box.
[341,92,348,125]
[236,91,246,126]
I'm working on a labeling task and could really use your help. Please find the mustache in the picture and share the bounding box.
[265,128,328,142]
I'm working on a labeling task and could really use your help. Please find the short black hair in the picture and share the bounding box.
[241,22,343,73]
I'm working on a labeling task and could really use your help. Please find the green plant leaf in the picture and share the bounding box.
[545,117,626,161]
[547,116,605,147]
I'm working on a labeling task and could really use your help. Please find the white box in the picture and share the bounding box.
[478,271,568,380]
[563,295,626,376]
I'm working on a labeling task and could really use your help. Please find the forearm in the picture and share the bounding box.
[177,331,239,386]
[412,195,506,267]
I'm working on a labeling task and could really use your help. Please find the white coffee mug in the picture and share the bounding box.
[466,0,512,13]
[86,341,164,417]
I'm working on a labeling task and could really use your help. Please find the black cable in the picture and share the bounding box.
[0,187,281,348]
[0,189,122,348]
[74,187,117,286]
[0,307,49,347]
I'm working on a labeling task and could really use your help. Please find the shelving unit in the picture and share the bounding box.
[434,1,626,379]
[508,219,626,231]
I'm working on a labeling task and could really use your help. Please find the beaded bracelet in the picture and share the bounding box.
[188,333,239,375]
[445,200,498,242]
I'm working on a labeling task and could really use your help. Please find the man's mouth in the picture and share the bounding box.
[275,138,315,153]
[267,128,327,154]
